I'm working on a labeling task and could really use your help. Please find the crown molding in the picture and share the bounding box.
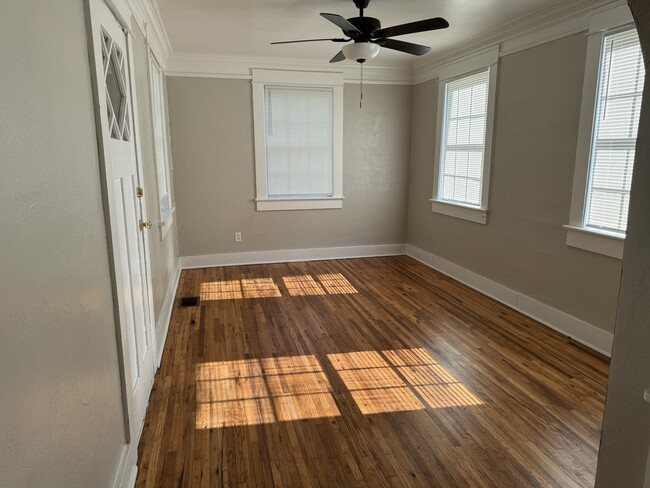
[165,52,415,85]
[120,0,625,86]
[412,0,624,84]
[124,0,172,65]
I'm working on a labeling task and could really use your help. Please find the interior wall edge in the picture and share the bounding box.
[155,262,182,368]
[179,244,407,269]
[406,244,613,356]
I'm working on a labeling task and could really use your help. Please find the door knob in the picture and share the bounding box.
[139,220,153,231]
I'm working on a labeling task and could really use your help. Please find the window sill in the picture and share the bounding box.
[564,225,624,259]
[256,197,344,212]
[430,199,488,225]
[159,207,176,241]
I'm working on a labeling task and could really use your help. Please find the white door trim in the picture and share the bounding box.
[125,29,160,370]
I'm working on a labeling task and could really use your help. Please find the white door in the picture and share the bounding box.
[89,1,156,438]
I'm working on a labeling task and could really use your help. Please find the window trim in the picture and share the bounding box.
[431,47,499,225]
[252,69,344,212]
[147,48,175,240]
[567,5,635,259]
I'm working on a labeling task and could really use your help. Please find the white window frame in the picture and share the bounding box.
[565,4,636,260]
[252,69,344,212]
[430,47,499,225]
[147,49,175,240]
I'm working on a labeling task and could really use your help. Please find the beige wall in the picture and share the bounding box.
[596,1,650,485]
[0,1,125,487]
[167,78,412,257]
[131,20,179,337]
[407,33,622,332]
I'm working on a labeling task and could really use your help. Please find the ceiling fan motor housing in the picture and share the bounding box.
[347,17,382,40]
[353,0,371,10]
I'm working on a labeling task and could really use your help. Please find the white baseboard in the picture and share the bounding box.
[113,440,138,488]
[180,243,407,269]
[177,242,612,355]
[155,261,182,368]
[406,244,613,357]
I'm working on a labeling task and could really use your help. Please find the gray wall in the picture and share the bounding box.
[596,1,650,485]
[131,20,179,337]
[0,1,125,487]
[407,33,623,332]
[167,78,412,257]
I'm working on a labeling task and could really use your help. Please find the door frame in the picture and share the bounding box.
[84,0,158,486]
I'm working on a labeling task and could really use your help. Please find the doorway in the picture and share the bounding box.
[85,0,157,485]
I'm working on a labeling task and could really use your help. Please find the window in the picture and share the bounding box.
[567,5,642,259]
[252,69,344,211]
[431,48,499,224]
[148,52,175,239]
[586,30,643,232]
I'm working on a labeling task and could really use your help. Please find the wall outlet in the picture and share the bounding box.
[234,232,242,242]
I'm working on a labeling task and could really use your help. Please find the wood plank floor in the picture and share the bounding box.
[136,256,609,488]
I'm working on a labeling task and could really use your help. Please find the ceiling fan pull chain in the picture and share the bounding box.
[360,63,364,108]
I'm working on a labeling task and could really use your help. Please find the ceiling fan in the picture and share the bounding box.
[271,0,449,64]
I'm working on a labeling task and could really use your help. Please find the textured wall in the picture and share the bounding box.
[131,20,179,337]
[166,78,412,257]
[0,1,125,487]
[407,33,623,332]
[596,1,650,485]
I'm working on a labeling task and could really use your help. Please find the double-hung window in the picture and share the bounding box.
[431,48,499,224]
[148,52,175,239]
[567,5,643,259]
[252,70,344,211]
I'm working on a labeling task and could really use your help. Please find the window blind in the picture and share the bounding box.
[150,57,172,215]
[586,28,644,233]
[440,69,490,207]
[264,86,334,198]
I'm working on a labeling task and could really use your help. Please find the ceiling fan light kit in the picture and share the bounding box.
[271,0,449,65]
[342,42,380,63]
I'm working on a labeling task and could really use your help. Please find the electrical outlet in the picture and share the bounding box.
[234,232,242,242]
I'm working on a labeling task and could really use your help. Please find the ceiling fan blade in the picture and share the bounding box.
[374,39,431,56]
[271,38,349,45]
[321,13,362,37]
[329,50,346,63]
[373,17,449,39]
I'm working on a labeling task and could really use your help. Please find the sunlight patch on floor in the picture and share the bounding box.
[328,348,483,413]
[195,348,482,428]
[317,273,358,295]
[328,351,425,414]
[200,273,358,301]
[195,355,340,428]
[282,275,326,296]
[200,280,244,300]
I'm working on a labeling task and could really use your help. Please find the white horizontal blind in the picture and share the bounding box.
[586,28,644,233]
[264,86,333,198]
[150,56,172,216]
[440,69,490,207]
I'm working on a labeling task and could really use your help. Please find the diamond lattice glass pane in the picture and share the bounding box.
[106,46,126,140]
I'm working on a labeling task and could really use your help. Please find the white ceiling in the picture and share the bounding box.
[156,0,591,65]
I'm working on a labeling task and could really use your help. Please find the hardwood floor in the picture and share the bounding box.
[136,256,609,488]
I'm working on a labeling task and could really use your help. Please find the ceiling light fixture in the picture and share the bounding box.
[342,42,380,63]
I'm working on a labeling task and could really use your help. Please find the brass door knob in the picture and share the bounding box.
[139,220,153,231]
